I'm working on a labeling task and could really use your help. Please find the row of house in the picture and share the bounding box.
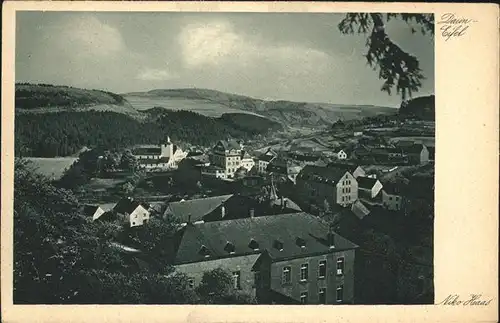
[353,144,431,165]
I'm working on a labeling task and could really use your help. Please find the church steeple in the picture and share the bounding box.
[167,136,171,144]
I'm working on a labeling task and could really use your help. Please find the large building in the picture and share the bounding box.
[172,212,358,304]
[132,136,187,171]
[296,165,358,208]
[209,140,255,179]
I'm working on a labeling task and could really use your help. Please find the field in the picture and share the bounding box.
[24,157,78,180]
[125,96,265,118]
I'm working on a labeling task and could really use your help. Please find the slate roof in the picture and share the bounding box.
[402,144,427,154]
[220,140,241,150]
[357,176,380,190]
[297,165,348,184]
[327,162,361,174]
[113,197,143,214]
[350,200,371,220]
[173,212,358,265]
[270,198,302,212]
[258,154,276,162]
[381,182,406,195]
[164,194,234,223]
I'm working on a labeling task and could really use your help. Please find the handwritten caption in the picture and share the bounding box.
[438,294,493,306]
[437,13,478,41]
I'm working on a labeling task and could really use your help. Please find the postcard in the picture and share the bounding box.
[1,1,498,323]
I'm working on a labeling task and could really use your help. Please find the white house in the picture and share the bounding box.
[335,150,348,160]
[113,197,151,227]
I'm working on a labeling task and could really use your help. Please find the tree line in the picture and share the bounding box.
[15,110,280,157]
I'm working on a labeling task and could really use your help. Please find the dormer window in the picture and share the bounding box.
[273,239,284,251]
[224,241,236,254]
[198,245,210,258]
[296,237,306,249]
[248,239,259,251]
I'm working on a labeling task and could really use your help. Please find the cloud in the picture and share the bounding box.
[51,15,125,57]
[136,68,178,81]
[178,20,331,72]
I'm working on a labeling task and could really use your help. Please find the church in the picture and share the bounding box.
[131,136,187,171]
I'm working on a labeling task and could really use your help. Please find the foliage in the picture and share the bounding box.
[196,268,257,304]
[14,160,198,304]
[120,150,138,172]
[399,95,435,121]
[15,110,281,158]
[338,13,434,100]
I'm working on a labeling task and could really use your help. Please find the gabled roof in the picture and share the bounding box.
[113,197,143,214]
[381,182,406,195]
[82,205,101,218]
[402,144,427,154]
[357,176,380,190]
[219,140,241,150]
[241,151,252,159]
[164,194,234,223]
[258,154,276,162]
[327,162,361,174]
[298,165,348,184]
[351,200,371,220]
[173,212,358,265]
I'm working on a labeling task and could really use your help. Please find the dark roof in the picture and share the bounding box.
[258,154,276,162]
[219,140,241,150]
[132,147,162,155]
[173,212,358,265]
[357,176,379,190]
[82,205,101,217]
[113,197,143,214]
[381,182,406,195]
[298,165,348,184]
[402,144,427,154]
[327,162,361,173]
[164,195,234,223]
[289,153,320,162]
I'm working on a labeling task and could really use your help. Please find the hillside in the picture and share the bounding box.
[15,110,282,157]
[399,95,435,121]
[124,88,395,128]
[15,83,143,118]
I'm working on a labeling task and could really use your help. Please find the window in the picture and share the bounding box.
[232,271,241,290]
[319,288,327,304]
[188,279,195,289]
[336,285,343,302]
[282,266,291,284]
[300,292,308,304]
[300,263,309,281]
[318,260,326,278]
[337,257,345,276]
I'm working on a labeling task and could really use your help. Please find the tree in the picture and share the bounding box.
[120,150,138,172]
[196,268,256,304]
[338,13,434,100]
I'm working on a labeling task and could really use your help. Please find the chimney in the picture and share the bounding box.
[284,199,288,209]
[249,208,255,218]
[280,196,284,208]
[221,205,226,218]
[187,213,192,224]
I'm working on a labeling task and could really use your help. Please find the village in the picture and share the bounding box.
[70,115,435,305]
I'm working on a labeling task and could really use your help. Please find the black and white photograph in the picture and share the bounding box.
[12,10,436,305]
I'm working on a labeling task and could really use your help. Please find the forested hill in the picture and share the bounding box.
[15,111,283,157]
[15,83,142,118]
[399,95,435,121]
[125,88,395,127]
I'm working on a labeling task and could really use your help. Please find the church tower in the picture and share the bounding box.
[161,136,174,158]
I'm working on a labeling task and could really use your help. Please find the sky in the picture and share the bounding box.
[16,12,434,107]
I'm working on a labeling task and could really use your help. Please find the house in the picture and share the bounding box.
[287,152,321,165]
[163,194,234,224]
[381,183,406,211]
[427,146,435,162]
[295,165,358,208]
[266,158,304,184]
[327,162,366,179]
[402,144,429,165]
[82,204,105,221]
[172,212,358,304]
[256,154,276,174]
[209,140,254,179]
[113,197,151,227]
[132,136,187,171]
[350,200,371,220]
[357,177,383,200]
